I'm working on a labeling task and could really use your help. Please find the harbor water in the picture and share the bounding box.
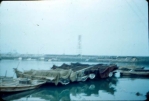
[0,59,149,100]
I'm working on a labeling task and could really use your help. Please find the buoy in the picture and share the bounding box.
[89,74,95,79]
[108,72,113,77]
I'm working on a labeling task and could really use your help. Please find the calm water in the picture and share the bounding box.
[0,60,149,100]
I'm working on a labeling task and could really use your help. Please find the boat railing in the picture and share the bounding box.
[19,78,31,84]
[0,76,13,82]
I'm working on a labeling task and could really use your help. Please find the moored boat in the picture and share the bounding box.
[88,64,118,78]
[0,78,46,92]
[13,68,74,85]
[119,70,149,77]
[115,66,149,77]
[118,66,144,71]
[51,63,118,79]
[13,63,118,86]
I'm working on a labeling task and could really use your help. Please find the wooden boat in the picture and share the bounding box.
[51,63,118,79]
[118,66,144,71]
[13,68,73,85]
[51,63,117,82]
[13,63,118,86]
[2,77,118,101]
[113,65,149,77]
[1,89,37,101]
[114,65,149,77]
[120,70,149,77]
[88,64,118,78]
[0,78,46,92]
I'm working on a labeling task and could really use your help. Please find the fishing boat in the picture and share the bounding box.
[52,63,118,79]
[119,70,149,77]
[2,77,118,101]
[13,63,118,85]
[118,66,144,71]
[13,68,74,85]
[115,66,149,77]
[0,78,46,92]
[88,64,118,78]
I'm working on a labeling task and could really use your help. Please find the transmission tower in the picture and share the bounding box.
[78,35,82,56]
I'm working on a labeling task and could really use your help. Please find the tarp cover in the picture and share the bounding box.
[14,68,77,85]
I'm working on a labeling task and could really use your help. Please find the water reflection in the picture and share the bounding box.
[1,77,118,101]
[71,77,118,96]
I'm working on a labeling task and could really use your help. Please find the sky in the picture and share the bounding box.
[0,0,148,56]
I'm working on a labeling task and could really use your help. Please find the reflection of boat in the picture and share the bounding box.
[0,78,46,92]
[26,58,31,61]
[1,77,118,101]
[1,89,37,101]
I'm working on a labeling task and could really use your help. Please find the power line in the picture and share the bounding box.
[125,0,148,29]
[125,0,149,55]
[132,0,148,20]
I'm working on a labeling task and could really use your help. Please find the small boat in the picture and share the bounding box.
[0,78,46,92]
[85,64,118,79]
[115,65,149,77]
[13,68,74,85]
[52,63,118,79]
[120,70,149,77]
[118,66,144,71]
[13,63,118,86]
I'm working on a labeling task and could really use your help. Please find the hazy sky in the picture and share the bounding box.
[0,0,148,56]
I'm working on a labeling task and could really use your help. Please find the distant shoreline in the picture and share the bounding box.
[0,54,149,63]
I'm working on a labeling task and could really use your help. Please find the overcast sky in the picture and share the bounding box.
[0,0,148,56]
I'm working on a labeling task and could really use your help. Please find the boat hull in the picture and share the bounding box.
[0,80,46,92]
[120,70,149,77]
